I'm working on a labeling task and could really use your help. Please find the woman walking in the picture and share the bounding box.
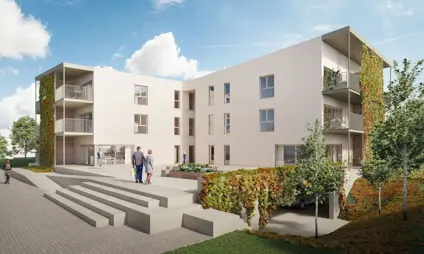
[3,159,12,184]
[145,150,154,184]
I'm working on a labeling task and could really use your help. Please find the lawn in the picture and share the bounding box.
[0,157,35,167]
[165,230,337,254]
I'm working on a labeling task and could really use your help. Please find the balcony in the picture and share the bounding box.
[36,100,40,114]
[55,85,93,108]
[55,118,93,136]
[323,112,363,133]
[323,71,361,104]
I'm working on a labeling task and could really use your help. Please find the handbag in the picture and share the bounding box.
[131,167,136,178]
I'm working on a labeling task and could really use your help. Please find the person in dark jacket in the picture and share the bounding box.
[3,159,12,184]
[132,146,146,183]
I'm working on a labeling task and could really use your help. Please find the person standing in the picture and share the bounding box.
[3,159,12,184]
[145,149,154,184]
[97,148,103,167]
[183,151,187,164]
[132,146,145,183]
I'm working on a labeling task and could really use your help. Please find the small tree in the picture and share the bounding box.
[361,156,397,215]
[10,116,37,159]
[370,59,424,221]
[0,135,7,158]
[294,120,345,239]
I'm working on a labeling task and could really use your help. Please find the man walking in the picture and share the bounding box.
[183,151,187,164]
[132,146,145,183]
[97,148,103,168]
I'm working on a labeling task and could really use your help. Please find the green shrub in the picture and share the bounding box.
[0,157,35,167]
[175,163,215,173]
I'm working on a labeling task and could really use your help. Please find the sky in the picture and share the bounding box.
[0,0,424,149]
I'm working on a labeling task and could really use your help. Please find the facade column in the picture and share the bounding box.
[53,72,57,166]
[63,66,66,166]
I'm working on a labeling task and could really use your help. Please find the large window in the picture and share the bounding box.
[224,145,230,165]
[97,145,134,164]
[189,118,195,136]
[134,114,148,134]
[224,83,230,104]
[208,114,214,135]
[283,145,304,164]
[324,105,343,128]
[189,93,195,110]
[174,117,180,135]
[260,75,274,99]
[326,144,342,162]
[208,86,214,106]
[224,113,230,134]
[174,90,180,109]
[134,85,148,105]
[260,109,274,132]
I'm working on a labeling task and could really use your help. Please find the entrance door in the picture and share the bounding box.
[275,145,283,166]
[188,145,195,163]
[174,145,180,164]
[209,145,214,165]
[81,145,95,165]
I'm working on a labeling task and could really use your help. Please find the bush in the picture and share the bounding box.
[0,157,35,167]
[175,163,215,173]
[24,166,54,173]
[200,166,297,229]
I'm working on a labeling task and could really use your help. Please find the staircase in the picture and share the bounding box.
[44,180,247,237]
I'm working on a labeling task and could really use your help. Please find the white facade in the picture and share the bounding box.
[35,26,390,173]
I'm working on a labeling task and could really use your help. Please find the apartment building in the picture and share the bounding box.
[34,26,390,172]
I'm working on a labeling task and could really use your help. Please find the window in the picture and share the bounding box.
[208,114,214,135]
[324,105,343,128]
[208,86,214,106]
[174,117,180,135]
[224,145,230,165]
[189,145,195,163]
[224,113,230,134]
[260,109,274,132]
[134,85,148,105]
[189,118,195,136]
[174,91,180,109]
[260,75,274,99]
[189,93,195,110]
[326,144,342,162]
[224,83,230,104]
[283,145,304,164]
[134,114,148,134]
[174,145,180,163]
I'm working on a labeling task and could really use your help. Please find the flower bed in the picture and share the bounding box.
[24,166,54,173]
[168,163,221,180]
[201,166,297,229]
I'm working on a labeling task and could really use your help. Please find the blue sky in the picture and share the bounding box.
[0,0,424,138]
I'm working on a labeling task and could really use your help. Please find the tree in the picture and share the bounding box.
[370,59,424,221]
[293,120,345,239]
[10,116,37,159]
[361,156,398,215]
[0,135,7,158]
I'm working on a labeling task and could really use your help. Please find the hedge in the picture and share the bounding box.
[200,166,297,229]
[39,74,55,167]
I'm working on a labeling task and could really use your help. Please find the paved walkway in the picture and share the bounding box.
[0,180,209,254]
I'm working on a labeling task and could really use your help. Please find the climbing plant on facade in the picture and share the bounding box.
[359,45,385,160]
[39,74,55,167]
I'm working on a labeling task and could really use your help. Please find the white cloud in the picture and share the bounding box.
[0,0,51,59]
[112,46,125,60]
[385,0,415,16]
[125,32,213,80]
[152,0,184,10]
[0,67,19,76]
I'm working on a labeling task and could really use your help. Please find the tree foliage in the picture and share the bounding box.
[0,135,7,158]
[10,116,36,158]
[293,120,345,238]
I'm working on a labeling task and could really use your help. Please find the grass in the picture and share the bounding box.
[0,157,35,167]
[165,230,337,254]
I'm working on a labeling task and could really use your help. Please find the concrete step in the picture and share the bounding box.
[44,192,109,228]
[68,185,193,234]
[56,188,125,227]
[89,180,194,208]
[81,182,160,208]
[182,208,248,237]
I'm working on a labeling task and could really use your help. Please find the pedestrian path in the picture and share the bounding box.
[0,180,209,254]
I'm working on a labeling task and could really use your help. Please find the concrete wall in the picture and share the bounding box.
[92,68,183,165]
[183,37,323,167]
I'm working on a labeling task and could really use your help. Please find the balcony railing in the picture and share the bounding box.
[55,85,93,102]
[36,100,40,113]
[324,112,363,132]
[323,71,360,93]
[36,125,40,137]
[55,118,93,133]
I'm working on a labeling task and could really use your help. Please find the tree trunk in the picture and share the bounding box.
[403,146,407,221]
[378,186,382,216]
[315,193,319,239]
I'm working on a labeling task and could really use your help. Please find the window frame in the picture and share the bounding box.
[208,86,215,106]
[174,117,180,135]
[224,145,230,165]
[224,113,230,134]
[174,90,180,109]
[259,109,275,132]
[189,118,195,136]
[224,83,230,104]
[259,75,275,99]
[189,93,195,110]
[134,114,148,134]
[208,114,214,135]
[283,144,304,165]
[134,85,148,105]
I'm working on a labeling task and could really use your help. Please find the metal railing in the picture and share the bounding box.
[55,85,93,101]
[55,118,93,133]
[323,71,360,93]
[324,112,363,131]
